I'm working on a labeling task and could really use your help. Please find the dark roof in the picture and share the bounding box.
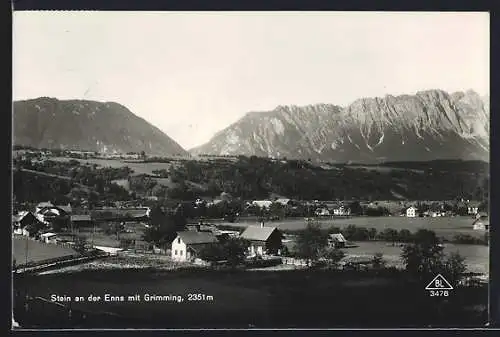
[240,226,279,241]
[176,231,218,245]
[71,214,92,222]
[12,211,33,223]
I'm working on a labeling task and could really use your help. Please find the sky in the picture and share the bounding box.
[13,11,489,149]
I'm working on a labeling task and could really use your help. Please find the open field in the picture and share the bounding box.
[57,229,143,248]
[50,157,174,176]
[345,241,488,274]
[14,268,488,328]
[222,216,483,240]
[13,237,78,265]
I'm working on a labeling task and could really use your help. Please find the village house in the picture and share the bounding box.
[467,201,481,216]
[35,201,54,214]
[251,200,273,209]
[473,214,489,231]
[333,206,351,216]
[239,223,283,256]
[406,206,418,218]
[171,231,219,262]
[328,233,347,249]
[35,205,71,225]
[274,198,295,207]
[12,211,37,236]
[315,208,330,216]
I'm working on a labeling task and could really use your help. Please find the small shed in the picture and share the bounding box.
[40,232,58,244]
[328,233,347,248]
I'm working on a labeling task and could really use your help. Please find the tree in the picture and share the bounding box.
[401,229,451,281]
[74,237,89,254]
[143,205,187,247]
[222,237,250,267]
[368,228,378,240]
[348,201,363,215]
[378,228,399,242]
[398,229,413,243]
[198,238,250,267]
[322,248,345,268]
[198,243,225,264]
[371,252,386,270]
[295,223,329,266]
[442,251,467,286]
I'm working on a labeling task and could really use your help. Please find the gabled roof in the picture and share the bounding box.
[71,214,92,222]
[275,198,291,205]
[240,225,279,241]
[252,200,273,208]
[12,211,32,223]
[176,231,218,245]
[40,232,57,238]
[329,233,347,243]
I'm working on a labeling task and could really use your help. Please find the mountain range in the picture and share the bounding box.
[13,89,489,163]
[13,97,187,156]
[190,89,489,163]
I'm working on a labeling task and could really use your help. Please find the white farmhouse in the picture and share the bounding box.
[406,206,417,218]
[171,231,219,262]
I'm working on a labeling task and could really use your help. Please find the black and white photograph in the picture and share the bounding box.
[12,11,490,329]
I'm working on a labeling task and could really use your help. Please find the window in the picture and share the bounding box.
[180,250,183,256]
[177,238,181,244]
[174,250,178,255]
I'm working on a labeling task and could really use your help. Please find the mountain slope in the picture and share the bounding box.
[191,89,489,163]
[13,97,188,156]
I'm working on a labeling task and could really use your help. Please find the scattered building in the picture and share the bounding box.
[274,198,293,206]
[171,231,219,262]
[473,216,489,231]
[315,208,330,216]
[406,206,417,218]
[35,201,54,214]
[328,233,347,249]
[467,201,482,216]
[239,224,283,256]
[12,211,37,233]
[252,200,273,209]
[333,206,351,216]
[40,232,58,244]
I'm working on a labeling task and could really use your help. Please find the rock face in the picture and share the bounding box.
[13,97,188,156]
[191,89,489,163]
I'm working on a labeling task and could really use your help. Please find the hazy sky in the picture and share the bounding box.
[13,11,489,149]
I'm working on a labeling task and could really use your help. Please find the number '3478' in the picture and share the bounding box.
[429,290,450,297]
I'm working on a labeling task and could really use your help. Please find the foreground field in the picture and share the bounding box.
[14,269,488,328]
[13,237,78,265]
[345,241,488,275]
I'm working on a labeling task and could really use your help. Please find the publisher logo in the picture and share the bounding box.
[425,274,453,297]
